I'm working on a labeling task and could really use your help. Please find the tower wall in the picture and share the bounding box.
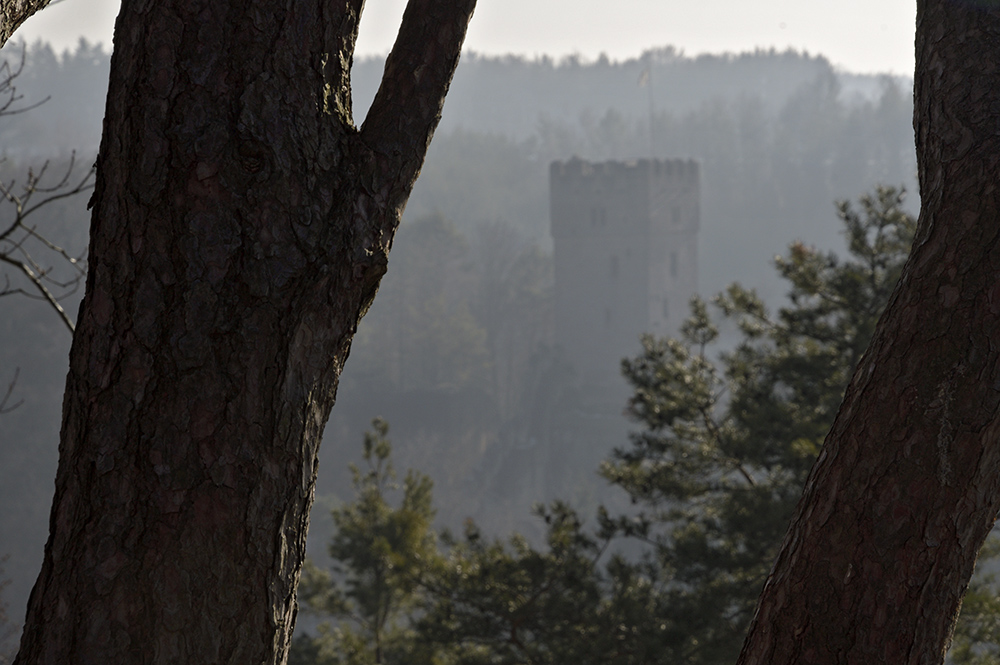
[550,158,700,407]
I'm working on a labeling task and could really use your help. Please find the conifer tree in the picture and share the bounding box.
[295,419,439,665]
[601,186,916,663]
[295,188,1000,665]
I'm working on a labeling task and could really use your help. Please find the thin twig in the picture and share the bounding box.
[0,368,22,414]
[0,251,75,333]
[0,153,94,333]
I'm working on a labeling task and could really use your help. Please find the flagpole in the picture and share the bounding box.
[639,55,657,160]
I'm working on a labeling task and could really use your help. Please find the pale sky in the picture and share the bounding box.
[16,0,916,76]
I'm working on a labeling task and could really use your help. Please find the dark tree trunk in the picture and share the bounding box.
[737,3,1000,663]
[13,0,475,662]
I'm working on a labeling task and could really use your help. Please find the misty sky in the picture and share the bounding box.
[19,0,916,75]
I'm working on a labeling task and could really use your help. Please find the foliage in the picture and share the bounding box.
[1,42,921,609]
[282,188,1000,664]
[348,214,491,394]
[416,503,609,665]
[297,422,631,665]
[348,214,553,406]
[0,39,109,152]
[950,536,1000,665]
[296,419,440,665]
[469,220,553,417]
[599,185,917,663]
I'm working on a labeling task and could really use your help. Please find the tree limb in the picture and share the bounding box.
[360,0,477,226]
[0,155,93,334]
[325,0,366,123]
[0,251,75,333]
[0,0,52,50]
[0,367,21,413]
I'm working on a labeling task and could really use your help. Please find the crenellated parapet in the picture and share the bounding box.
[550,157,699,239]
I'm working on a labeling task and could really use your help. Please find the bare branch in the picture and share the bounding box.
[20,156,96,224]
[0,147,94,335]
[0,43,49,117]
[0,367,21,413]
[0,31,93,425]
[0,251,75,332]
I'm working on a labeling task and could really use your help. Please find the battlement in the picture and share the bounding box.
[550,157,700,239]
[550,157,699,188]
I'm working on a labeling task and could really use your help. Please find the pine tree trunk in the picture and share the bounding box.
[13,0,475,662]
[737,3,1000,663]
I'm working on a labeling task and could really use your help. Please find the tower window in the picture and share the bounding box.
[591,207,608,227]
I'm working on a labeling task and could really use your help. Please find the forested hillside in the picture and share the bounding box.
[0,39,915,296]
[0,40,917,648]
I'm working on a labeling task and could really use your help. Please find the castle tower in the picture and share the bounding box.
[550,157,700,408]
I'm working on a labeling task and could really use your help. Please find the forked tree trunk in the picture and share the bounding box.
[13,0,475,662]
[737,3,1000,663]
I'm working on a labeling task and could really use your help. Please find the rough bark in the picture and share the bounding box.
[13,0,475,662]
[0,0,50,50]
[736,3,1000,664]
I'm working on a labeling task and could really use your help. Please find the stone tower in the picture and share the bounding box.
[550,157,700,408]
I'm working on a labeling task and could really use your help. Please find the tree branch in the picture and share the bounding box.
[0,155,93,334]
[0,0,52,50]
[359,0,476,224]
[0,367,21,414]
[0,251,75,333]
[325,0,366,123]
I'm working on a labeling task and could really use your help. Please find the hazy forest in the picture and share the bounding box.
[0,38,941,662]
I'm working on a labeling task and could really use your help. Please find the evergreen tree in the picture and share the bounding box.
[348,214,490,394]
[416,503,609,665]
[296,188,1000,665]
[601,186,917,664]
[296,419,440,665]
